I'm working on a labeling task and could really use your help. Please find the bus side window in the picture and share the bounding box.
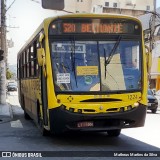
[30,45,34,77]
[35,41,41,77]
[26,49,30,78]
[34,40,39,77]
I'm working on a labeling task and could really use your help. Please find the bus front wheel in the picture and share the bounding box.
[107,129,121,137]
[37,106,50,136]
[24,110,31,120]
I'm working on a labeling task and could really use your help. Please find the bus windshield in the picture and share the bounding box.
[50,39,141,93]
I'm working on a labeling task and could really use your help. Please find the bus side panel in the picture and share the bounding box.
[20,79,42,122]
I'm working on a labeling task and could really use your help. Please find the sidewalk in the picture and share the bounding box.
[0,103,13,124]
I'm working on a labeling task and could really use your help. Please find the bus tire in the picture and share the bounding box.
[24,110,31,120]
[21,95,25,110]
[22,96,31,120]
[107,129,121,137]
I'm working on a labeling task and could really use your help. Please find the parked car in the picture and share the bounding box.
[7,81,17,86]
[147,89,158,113]
[155,90,160,106]
[7,84,17,92]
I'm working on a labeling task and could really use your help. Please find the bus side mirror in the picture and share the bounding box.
[38,33,47,77]
[145,45,152,73]
[37,48,45,66]
[37,48,47,77]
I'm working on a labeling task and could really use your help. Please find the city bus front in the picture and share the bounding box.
[48,15,147,134]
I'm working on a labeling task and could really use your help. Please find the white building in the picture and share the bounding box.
[64,0,154,16]
[139,7,160,89]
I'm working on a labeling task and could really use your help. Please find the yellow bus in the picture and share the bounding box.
[17,14,148,136]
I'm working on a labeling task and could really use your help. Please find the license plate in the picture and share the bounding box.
[77,121,94,128]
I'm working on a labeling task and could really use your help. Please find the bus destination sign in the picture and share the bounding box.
[62,22,138,34]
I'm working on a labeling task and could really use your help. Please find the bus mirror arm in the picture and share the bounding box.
[145,45,152,73]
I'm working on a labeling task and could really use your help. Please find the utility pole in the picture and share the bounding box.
[0,0,6,104]
[150,0,157,52]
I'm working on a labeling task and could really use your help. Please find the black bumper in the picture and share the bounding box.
[49,105,147,133]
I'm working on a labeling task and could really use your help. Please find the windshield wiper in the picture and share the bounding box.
[105,36,122,66]
[104,36,122,78]
[71,39,78,87]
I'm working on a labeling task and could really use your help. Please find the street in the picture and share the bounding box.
[0,91,160,159]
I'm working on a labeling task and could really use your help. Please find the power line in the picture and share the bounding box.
[6,0,16,13]
[30,0,40,4]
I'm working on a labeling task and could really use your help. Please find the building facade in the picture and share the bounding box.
[139,6,160,90]
[63,0,158,89]
[64,0,154,17]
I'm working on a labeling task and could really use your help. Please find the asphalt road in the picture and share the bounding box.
[0,91,160,160]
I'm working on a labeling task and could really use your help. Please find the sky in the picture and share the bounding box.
[6,0,160,65]
[157,0,160,8]
[7,0,59,65]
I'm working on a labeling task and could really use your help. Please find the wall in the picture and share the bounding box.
[63,0,154,14]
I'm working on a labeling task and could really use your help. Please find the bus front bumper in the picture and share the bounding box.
[49,105,147,133]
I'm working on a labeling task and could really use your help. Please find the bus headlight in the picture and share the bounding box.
[69,108,74,112]
[134,102,139,107]
[119,107,124,112]
[78,109,82,113]
[127,106,132,110]
[61,105,66,110]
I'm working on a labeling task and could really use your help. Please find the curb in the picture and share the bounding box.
[8,103,13,119]
[0,103,13,124]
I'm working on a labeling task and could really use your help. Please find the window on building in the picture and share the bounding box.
[93,7,95,13]
[105,2,109,7]
[146,5,150,11]
[113,3,117,8]
[126,0,132,5]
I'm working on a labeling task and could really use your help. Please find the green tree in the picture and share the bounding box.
[6,68,13,79]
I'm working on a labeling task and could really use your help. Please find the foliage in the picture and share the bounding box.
[6,68,13,79]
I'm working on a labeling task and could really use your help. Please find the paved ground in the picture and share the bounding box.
[0,91,160,160]
[0,102,12,124]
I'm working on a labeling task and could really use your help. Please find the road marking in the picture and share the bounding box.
[10,120,23,128]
